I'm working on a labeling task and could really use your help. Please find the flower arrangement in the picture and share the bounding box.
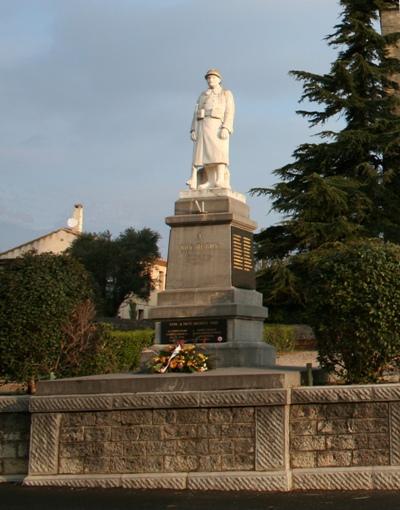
[149,342,209,373]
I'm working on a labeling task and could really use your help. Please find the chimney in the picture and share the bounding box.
[70,204,83,233]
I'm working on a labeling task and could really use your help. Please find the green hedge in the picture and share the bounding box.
[73,327,155,377]
[263,324,296,352]
[0,252,93,389]
[108,329,154,371]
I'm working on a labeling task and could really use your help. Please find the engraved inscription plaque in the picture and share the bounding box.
[160,318,227,344]
[166,224,231,289]
[231,226,256,289]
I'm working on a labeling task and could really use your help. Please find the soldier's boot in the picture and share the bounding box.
[186,166,198,190]
[216,164,229,188]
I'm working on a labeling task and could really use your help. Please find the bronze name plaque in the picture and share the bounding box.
[160,318,227,344]
[231,227,256,289]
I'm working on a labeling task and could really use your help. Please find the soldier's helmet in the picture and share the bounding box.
[204,68,223,80]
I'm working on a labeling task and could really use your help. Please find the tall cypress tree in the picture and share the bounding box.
[253,0,400,260]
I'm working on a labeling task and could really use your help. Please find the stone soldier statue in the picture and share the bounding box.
[187,69,235,190]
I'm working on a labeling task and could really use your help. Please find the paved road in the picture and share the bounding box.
[1,485,400,510]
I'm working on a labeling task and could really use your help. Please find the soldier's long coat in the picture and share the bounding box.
[191,87,235,167]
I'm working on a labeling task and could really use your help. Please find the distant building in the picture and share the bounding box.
[0,204,84,260]
[0,204,167,319]
[118,258,167,320]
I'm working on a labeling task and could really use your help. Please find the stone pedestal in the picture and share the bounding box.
[149,189,275,368]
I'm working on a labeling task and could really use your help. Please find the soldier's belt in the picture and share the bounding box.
[197,113,223,120]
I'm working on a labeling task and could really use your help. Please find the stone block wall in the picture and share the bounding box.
[25,389,288,490]
[6,384,400,491]
[58,408,255,475]
[290,403,390,469]
[0,397,30,481]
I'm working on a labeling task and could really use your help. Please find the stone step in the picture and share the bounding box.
[36,367,300,396]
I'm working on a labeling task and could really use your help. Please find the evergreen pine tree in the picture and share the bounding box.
[252,0,400,259]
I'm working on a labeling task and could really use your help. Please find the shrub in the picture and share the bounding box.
[56,300,115,377]
[0,252,92,390]
[59,322,154,377]
[263,324,296,352]
[305,240,400,384]
[107,329,154,372]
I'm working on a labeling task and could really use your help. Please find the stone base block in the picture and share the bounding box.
[292,466,400,491]
[151,305,267,322]
[200,341,276,369]
[121,473,187,490]
[24,474,122,488]
[153,317,266,345]
[150,289,268,322]
[178,188,247,204]
[156,288,264,308]
[24,468,400,492]
[35,367,298,396]
[187,471,289,492]
[228,319,265,344]
[24,471,289,491]
[24,473,187,489]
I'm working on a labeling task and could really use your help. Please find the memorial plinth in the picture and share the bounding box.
[149,189,275,368]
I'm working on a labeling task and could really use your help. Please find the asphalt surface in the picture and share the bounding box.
[1,485,400,510]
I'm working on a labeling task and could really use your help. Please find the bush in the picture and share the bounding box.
[0,252,92,390]
[107,329,154,371]
[305,240,400,384]
[59,321,154,377]
[263,324,296,352]
[56,300,116,377]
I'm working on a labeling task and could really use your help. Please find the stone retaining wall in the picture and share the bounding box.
[59,407,256,475]
[16,384,400,490]
[290,402,390,469]
[0,397,30,481]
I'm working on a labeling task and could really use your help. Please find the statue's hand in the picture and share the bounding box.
[191,130,197,142]
[220,127,229,140]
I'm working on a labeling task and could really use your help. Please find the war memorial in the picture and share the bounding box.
[5,40,400,490]
[148,68,276,369]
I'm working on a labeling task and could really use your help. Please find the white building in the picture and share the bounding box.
[118,258,167,320]
[0,204,83,260]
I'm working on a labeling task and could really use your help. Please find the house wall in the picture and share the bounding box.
[381,1,400,55]
[118,260,167,320]
[0,230,78,259]
[380,1,400,111]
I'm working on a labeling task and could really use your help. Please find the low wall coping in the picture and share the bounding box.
[292,384,400,404]
[29,388,288,413]
[27,382,400,413]
[4,382,400,416]
[0,396,30,413]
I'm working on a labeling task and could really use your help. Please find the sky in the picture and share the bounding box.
[0,0,343,257]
